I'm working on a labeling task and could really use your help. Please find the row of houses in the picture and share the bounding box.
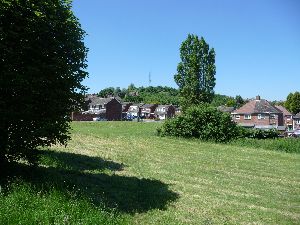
[72,95,177,121]
[228,95,300,130]
[126,103,176,120]
[72,94,300,131]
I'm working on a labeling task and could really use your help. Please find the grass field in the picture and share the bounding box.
[1,122,300,224]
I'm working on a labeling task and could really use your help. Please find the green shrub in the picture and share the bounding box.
[237,127,279,139]
[158,105,238,142]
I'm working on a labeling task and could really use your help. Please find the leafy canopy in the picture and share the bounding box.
[0,0,88,165]
[285,92,300,115]
[174,34,216,111]
[97,85,180,105]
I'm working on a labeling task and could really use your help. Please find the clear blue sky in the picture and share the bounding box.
[72,0,300,101]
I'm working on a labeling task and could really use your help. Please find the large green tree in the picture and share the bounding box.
[174,34,216,110]
[285,92,300,114]
[0,0,88,165]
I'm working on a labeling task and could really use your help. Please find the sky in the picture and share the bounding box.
[72,0,300,101]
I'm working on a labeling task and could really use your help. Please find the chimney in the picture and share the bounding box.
[256,95,261,100]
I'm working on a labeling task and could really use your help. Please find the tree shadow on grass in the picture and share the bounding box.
[1,150,179,214]
[40,150,124,172]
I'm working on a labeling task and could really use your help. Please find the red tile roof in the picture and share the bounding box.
[232,99,281,114]
[274,105,292,116]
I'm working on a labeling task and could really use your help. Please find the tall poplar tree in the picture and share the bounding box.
[174,34,216,111]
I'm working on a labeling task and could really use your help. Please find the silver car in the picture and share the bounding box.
[292,129,300,137]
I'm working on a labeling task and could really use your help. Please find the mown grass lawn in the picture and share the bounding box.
[1,121,300,224]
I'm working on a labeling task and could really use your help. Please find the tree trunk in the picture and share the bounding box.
[0,121,8,167]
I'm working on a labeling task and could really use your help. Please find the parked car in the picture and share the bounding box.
[286,129,300,137]
[292,129,300,137]
[92,117,107,121]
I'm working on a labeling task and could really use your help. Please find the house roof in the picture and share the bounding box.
[232,98,281,114]
[217,106,235,113]
[122,102,132,105]
[128,105,140,113]
[130,103,143,107]
[274,105,292,116]
[141,104,157,108]
[156,105,173,109]
[294,112,300,119]
[85,96,120,106]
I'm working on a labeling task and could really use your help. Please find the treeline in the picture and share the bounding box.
[96,84,246,107]
[211,94,245,108]
[98,84,180,105]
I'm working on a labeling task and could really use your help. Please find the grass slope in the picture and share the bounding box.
[1,121,300,224]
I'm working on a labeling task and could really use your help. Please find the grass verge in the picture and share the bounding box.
[230,137,300,154]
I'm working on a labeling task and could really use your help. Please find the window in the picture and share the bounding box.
[235,115,240,120]
[244,114,251,120]
[270,114,276,119]
[258,114,265,120]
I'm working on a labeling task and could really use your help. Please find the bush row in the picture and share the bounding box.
[158,104,279,143]
[237,127,279,139]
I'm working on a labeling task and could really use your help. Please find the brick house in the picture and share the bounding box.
[293,112,300,130]
[73,96,122,121]
[155,105,176,120]
[140,104,158,119]
[274,105,293,130]
[231,96,284,129]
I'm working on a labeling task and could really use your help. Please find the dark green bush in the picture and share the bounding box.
[158,105,238,142]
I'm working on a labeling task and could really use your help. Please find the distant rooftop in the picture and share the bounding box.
[233,95,281,114]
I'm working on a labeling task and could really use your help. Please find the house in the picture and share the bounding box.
[155,105,176,120]
[231,95,284,129]
[293,112,300,130]
[122,102,132,112]
[175,106,182,116]
[275,105,293,130]
[122,102,132,119]
[127,104,141,118]
[140,104,158,119]
[73,96,122,121]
